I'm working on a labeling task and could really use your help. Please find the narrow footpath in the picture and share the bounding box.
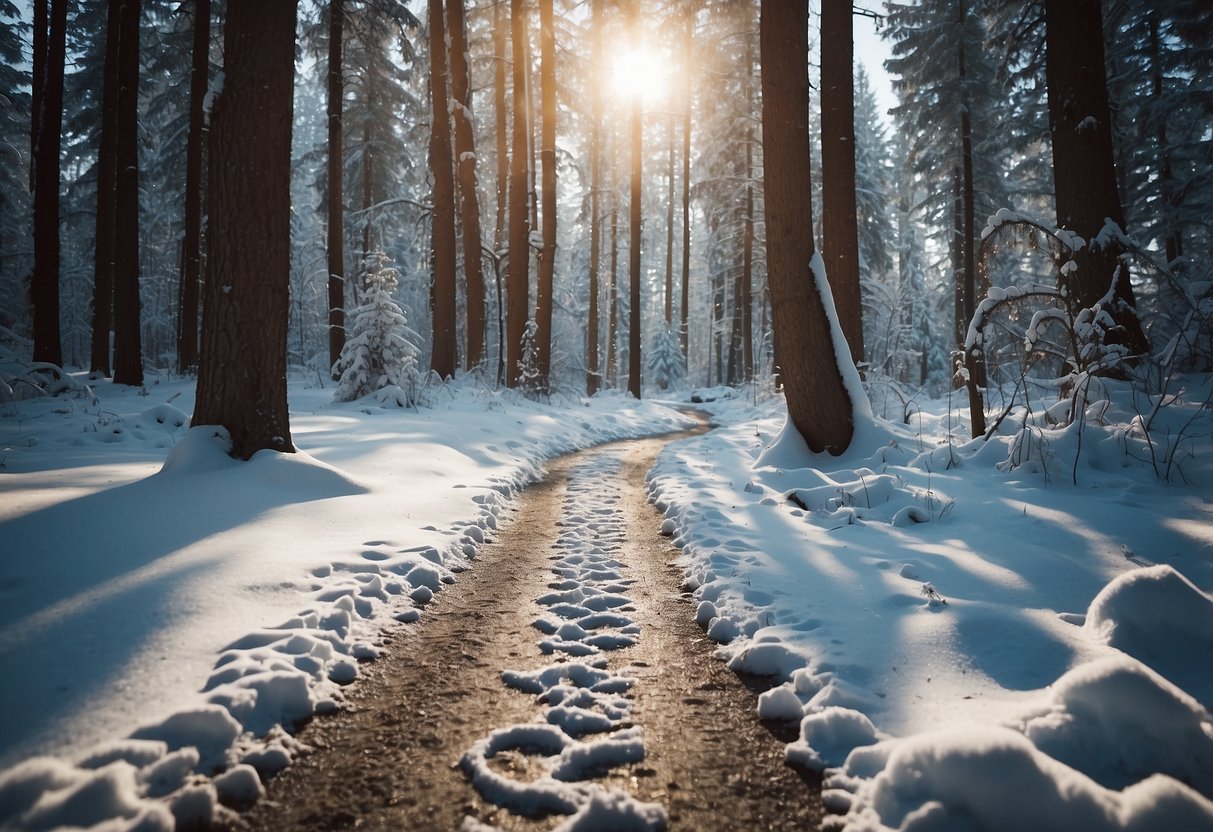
[236,428,823,831]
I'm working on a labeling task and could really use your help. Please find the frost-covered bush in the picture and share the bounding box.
[331,252,421,405]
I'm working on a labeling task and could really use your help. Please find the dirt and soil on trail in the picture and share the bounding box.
[232,427,823,831]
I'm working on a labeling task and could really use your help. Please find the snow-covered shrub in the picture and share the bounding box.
[331,252,421,405]
[516,319,544,397]
[645,327,685,392]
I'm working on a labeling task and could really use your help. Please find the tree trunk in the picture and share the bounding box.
[664,116,675,328]
[628,86,642,398]
[429,0,458,380]
[680,18,692,357]
[957,0,985,436]
[326,0,346,376]
[820,0,863,368]
[92,0,122,376]
[1044,0,1149,356]
[760,0,854,454]
[741,97,755,382]
[177,0,209,375]
[112,0,143,387]
[493,0,508,254]
[607,137,619,388]
[30,0,65,366]
[30,0,46,195]
[535,0,557,389]
[194,0,298,460]
[448,0,486,371]
[505,0,530,387]
[585,0,603,396]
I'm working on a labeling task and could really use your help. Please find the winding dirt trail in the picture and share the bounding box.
[235,427,823,831]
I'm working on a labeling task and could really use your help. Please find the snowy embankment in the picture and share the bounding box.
[0,376,690,830]
[648,380,1213,831]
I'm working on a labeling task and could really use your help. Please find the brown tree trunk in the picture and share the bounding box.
[505,0,530,387]
[680,18,692,356]
[177,0,209,375]
[535,0,557,389]
[585,0,603,396]
[493,0,508,254]
[628,91,642,400]
[112,0,143,387]
[194,0,298,460]
[326,0,346,376]
[429,0,459,380]
[30,0,65,366]
[741,76,755,382]
[92,0,122,376]
[760,0,854,454]
[1044,0,1149,356]
[957,0,985,436]
[664,116,675,328]
[820,0,863,368]
[448,0,486,371]
[608,136,619,388]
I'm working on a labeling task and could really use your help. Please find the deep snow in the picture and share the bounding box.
[1,370,1211,831]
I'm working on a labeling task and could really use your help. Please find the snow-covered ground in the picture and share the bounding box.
[0,374,690,829]
[648,377,1213,830]
[1,369,1211,831]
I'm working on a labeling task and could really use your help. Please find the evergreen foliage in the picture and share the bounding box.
[332,251,422,405]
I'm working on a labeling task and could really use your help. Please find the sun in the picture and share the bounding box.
[611,46,668,105]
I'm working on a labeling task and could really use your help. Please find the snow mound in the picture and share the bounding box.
[825,728,1213,832]
[1084,565,1213,706]
[786,707,880,772]
[1013,655,1213,798]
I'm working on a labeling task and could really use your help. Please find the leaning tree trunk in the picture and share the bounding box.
[505,0,530,387]
[534,0,557,390]
[760,0,854,455]
[30,0,66,367]
[448,0,486,372]
[1044,0,1149,357]
[428,0,458,380]
[92,0,121,376]
[194,0,298,460]
[326,0,346,376]
[112,0,143,387]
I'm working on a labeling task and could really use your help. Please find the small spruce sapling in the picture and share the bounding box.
[332,251,422,405]
[646,326,686,391]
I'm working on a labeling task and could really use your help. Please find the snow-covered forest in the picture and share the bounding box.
[1,0,1211,830]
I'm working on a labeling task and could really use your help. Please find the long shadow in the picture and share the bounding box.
[0,455,364,767]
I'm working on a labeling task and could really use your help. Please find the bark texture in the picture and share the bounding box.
[177,0,209,375]
[326,0,346,375]
[505,0,530,387]
[820,0,863,367]
[30,0,66,366]
[448,0,486,371]
[535,0,557,389]
[1044,0,1149,356]
[428,0,458,380]
[91,0,122,376]
[194,0,298,460]
[760,0,854,455]
[112,0,143,387]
